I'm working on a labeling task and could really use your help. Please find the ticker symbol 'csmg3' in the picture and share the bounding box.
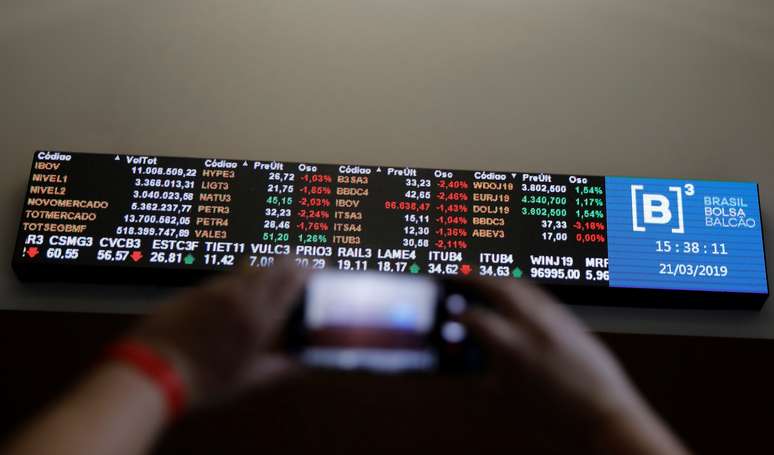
[630,183,694,234]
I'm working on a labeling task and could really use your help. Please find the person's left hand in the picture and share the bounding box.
[130,257,308,407]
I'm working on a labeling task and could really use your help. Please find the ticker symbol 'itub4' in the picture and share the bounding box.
[630,183,694,234]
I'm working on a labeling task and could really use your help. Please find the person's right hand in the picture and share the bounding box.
[461,279,690,454]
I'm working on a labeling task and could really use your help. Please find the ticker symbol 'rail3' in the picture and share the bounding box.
[13,151,769,310]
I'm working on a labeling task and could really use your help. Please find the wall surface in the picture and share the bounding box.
[1,0,772,337]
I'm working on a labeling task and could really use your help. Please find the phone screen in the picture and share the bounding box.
[288,272,483,373]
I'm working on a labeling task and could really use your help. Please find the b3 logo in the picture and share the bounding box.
[631,183,694,234]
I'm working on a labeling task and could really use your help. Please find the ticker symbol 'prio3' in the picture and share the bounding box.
[630,183,695,234]
[12,152,769,309]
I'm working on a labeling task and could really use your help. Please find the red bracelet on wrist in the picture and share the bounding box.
[105,339,187,420]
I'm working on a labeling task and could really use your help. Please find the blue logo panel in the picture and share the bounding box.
[605,177,767,294]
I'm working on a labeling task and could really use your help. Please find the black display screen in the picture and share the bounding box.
[12,151,769,309]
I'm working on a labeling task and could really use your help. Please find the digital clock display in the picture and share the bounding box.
[606,178,767,295]
[12,151,769,310]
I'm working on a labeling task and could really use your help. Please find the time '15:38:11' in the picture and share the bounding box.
[655,241,728,255]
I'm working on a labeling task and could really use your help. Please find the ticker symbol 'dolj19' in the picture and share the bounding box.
[630,183,694,234]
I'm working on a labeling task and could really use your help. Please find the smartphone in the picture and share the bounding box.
[286,271,486,373]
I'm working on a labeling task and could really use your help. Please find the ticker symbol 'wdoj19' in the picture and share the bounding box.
[630,183,695,234]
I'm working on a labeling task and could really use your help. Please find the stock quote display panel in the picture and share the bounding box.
[13,151,769,309]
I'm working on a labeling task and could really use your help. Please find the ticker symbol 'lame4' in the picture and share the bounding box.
[10,151,768,311]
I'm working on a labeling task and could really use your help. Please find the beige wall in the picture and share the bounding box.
[1,0,772,337]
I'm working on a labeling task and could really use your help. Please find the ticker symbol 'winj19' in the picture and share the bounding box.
[13,151,769,309]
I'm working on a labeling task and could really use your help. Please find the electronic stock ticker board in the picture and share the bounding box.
[13,151,769,309]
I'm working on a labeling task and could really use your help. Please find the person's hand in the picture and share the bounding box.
[129,257,308,407]
[461,278,689,454]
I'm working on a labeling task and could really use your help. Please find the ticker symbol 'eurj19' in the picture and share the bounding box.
[130,251,143,262]
[25,246,39,258]
[184,254,195,265]
[409,263,421,274]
